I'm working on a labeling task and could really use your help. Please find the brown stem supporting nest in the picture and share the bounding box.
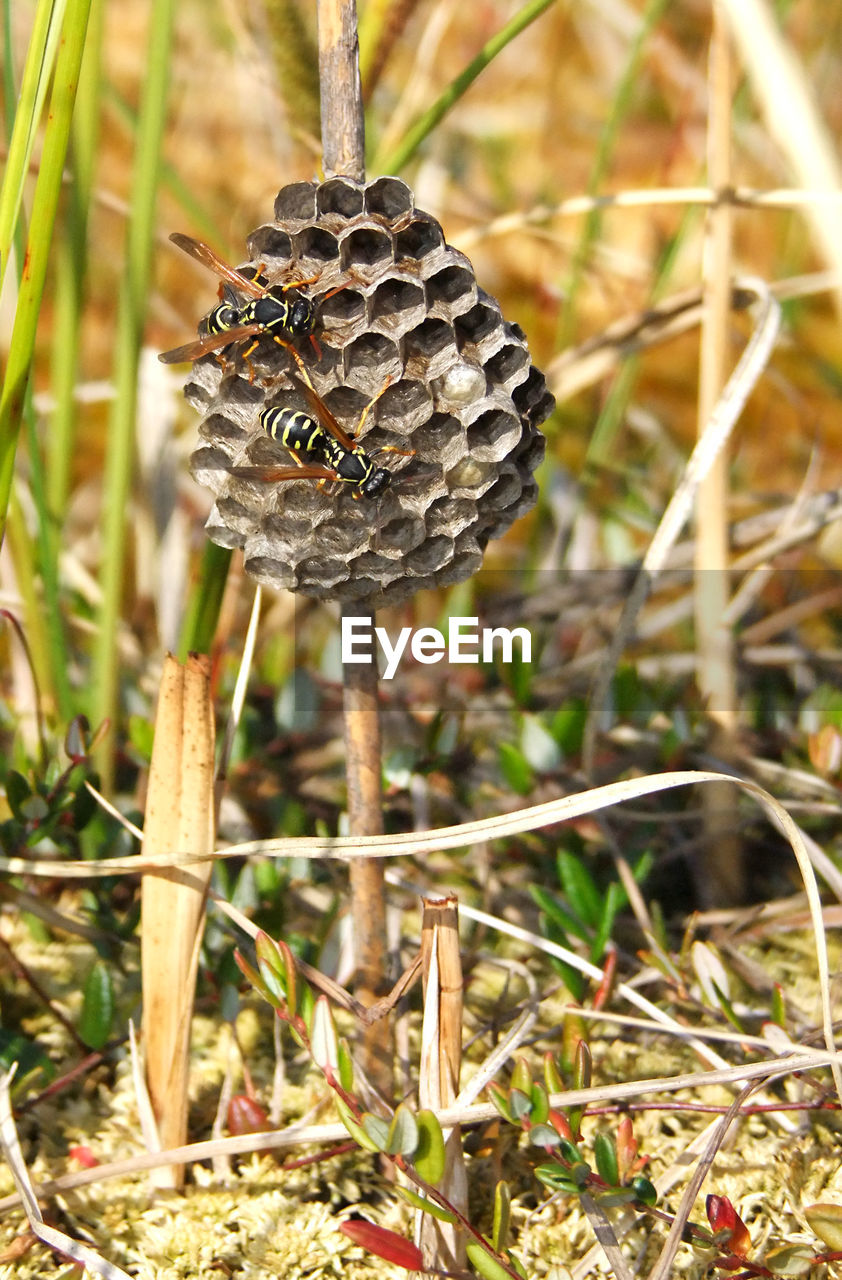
[318,0,365,180]
[341,622,394,1098]
[317,0,394,1095]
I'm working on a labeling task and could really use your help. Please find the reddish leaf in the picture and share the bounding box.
[339,1217,425,1271]
[714,1254,748,1271]
[706,1195,751,1257]
[707,1195,736,1232]
[227,1095,270,1136]
[615,1115,637,1181]
[546,1109,573,1140]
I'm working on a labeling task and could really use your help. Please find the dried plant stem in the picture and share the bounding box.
[140,653,215,1189]
[695,3,741,903]
[342,615,393,1097]
[317,0,365,180]
[417,897,467,1272]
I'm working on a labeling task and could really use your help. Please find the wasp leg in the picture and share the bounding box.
[377,443,415,459]
[355,376,393,437]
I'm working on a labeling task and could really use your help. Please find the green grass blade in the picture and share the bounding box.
[90,0,176,783]
[0,0,93,549]
[6,488,54,716]
[375,0,557,174]
[178,543,233,658]
[47,0,105,522]
[0,0,67,295]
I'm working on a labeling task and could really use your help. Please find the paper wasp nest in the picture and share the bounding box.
[183,176,554,608]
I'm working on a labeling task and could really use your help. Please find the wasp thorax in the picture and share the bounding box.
[181,176,554,607]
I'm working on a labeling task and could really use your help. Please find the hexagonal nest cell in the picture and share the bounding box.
[177,176,555,608]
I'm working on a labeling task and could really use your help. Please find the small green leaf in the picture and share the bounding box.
[394,1185,458,1223]
[65,715,91,760]
[804,1202,842,1251]
[529,1080,549,1125]
[337,1037,355,1092]
[510,1057,532,1095]
[386,1103,419,1156]
[535,1165,580,1195]
[488,1082,514,1122]
[631,1175,657,1206]
[361,1112,391,1151]
[414,1109,446,1184]
[572,1039,591,1091]
[334,1096,381,1152]
[761,1243,816,1276]
[558,1138,586,1166]
[535,1162,576,1190]
[275,939,298,1019]
[5,770,32,820]
[550,700,586,753]
[0,1027,55,1091]
[310,996,338,1072]
[529,884,586,939]
[299,982,315,1034]
[591,882,623,962]
[558,851,602,927]
[78,960,113,1050]
[254,934,289,1007]
[498,741,533,794]
[528,1123,562,1149]
[543,1052,564,1094]
[492,1180,511,1252]
[465,1239,517,1280]
[593,1132,619,1186]
[20,792,49,821]
[508,1088,532,1121]
[234,949,278,1008]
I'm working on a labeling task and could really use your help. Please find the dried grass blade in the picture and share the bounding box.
[140,653,215,1189]
[0,1069,133,1278]
[417,898,467,1272]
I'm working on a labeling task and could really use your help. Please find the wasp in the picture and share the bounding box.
[228,371,401,500]
[158,232,332,368]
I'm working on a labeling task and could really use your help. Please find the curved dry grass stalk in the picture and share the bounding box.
[0,1070,132,1278]
[453,186,842,251]
[1,1046,837,1217]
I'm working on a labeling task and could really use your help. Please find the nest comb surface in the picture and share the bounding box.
[185,176,555,608]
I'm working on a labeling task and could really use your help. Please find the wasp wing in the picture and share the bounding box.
[227,462,340,483]
[285,374,361,453]
[169,232,267,299]
[158,324,265,364]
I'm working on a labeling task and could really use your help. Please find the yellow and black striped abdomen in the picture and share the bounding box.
[260,406,325,454]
